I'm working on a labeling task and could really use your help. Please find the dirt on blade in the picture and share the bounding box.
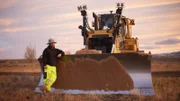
[53,56,134,91]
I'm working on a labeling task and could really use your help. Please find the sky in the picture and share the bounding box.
[0,0,180,59]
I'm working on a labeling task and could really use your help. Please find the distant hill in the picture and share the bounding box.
[153,51,180,58]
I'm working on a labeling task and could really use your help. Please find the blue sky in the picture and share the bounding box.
[0,0,180,59]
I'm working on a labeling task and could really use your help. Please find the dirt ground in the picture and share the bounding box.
[151,57,180,72]
[0,57,180,101]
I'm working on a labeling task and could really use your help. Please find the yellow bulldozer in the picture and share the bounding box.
[36,3,155,95]
[77,3,139,54]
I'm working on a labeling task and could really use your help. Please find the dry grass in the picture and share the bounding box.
[0,74,179,101]
[152,76,180,101]
[0,59,40,72]
[152,57,180,72]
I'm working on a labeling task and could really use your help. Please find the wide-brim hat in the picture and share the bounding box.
[47,38,57,44]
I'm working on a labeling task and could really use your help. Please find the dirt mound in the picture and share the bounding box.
[76,49,101,54]
[53,56,134,91]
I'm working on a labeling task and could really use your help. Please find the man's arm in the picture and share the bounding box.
[42,49,48,67]
[56,49,65,57]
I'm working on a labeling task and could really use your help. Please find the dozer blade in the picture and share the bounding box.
[35,53,155,95]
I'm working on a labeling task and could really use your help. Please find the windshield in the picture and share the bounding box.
[100,14,114,30]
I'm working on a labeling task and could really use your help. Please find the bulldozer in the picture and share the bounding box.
[35,3,155,95]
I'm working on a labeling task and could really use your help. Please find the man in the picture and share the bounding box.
[41,38,65,92]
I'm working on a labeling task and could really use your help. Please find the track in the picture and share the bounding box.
[0,71,180,77]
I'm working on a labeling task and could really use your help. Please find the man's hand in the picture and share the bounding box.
[57,54,62,58]
[44,65,48,69]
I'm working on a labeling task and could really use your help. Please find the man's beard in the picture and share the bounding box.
[49,45,55,49]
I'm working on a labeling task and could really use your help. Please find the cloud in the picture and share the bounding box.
[0,22,80,33]
[125,0,180,9]
[0,48,5,52]
[137,31,180,41]
[139,42,180,54]
[25,0,180,16]
[0,0,18,9]
[27,0,77,12]
[0,18,15,26]
[140,46,160,50]
[83,0,180,13]
[155,38,180,45]
[0,27,27,33]
[86,0,180,13]
[137,13,180,21]
[44,12,80,24]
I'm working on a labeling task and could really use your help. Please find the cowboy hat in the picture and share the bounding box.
[47,38,57,44]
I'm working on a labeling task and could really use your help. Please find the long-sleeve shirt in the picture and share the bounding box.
[42,46,65,66]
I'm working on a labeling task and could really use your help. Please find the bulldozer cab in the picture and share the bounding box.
[88,13,117,53]
[99,14,115,30]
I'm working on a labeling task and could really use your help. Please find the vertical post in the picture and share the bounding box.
[82,16,88,45]
[111,3,124,53]
[93,12,99,30]
[78,5,88,45]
